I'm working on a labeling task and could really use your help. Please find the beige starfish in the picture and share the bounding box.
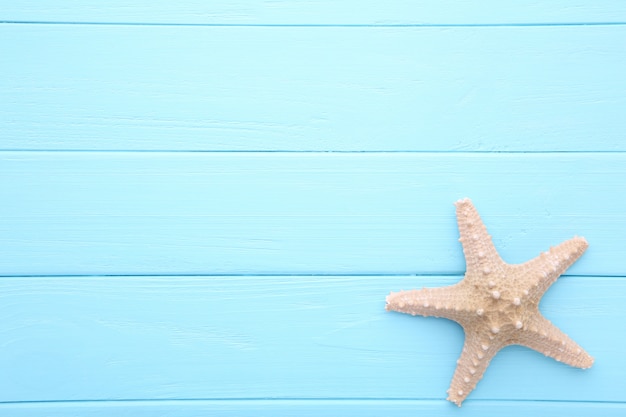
[385,198,593,406]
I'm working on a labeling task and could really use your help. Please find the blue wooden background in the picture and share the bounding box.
[1,1,626,415]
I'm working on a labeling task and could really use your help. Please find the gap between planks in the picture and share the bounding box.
[2,21,626,27]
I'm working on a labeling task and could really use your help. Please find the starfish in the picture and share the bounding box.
[385,198,593,406]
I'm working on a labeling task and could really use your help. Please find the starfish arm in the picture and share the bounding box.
[515,236,588,302]
[515,314,594,369]
[446,330,500,406]
[455,198,505,277]
[385,284,472,322]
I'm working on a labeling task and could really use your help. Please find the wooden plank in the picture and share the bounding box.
[0,275,619,403]
[2,400,625,417]
[1,152,624,276]
[2,25,625,151]
[2,1,626,25]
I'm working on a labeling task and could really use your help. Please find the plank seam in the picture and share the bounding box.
[2,21,626,28]
[0,273,610,279]
[2,150,626,154]
[1,398,624,406]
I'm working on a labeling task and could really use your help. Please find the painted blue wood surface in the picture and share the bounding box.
[2,25,625,151]
[3,0,626,25]
[1,1,625,415]
[0,276,618,403]
[1,153,624,276]
[3,400,626,417]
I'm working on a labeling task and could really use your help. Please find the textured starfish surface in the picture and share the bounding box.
[385,198,593,406]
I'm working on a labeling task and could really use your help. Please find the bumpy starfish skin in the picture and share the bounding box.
[385,198,593,406]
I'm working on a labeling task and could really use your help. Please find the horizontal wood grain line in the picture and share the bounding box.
[1,152,624,276]
[1,399,625,417]
[3,1,626,25]
[0,276,620,403]
[2,400,625,417]
[2,25,625,151]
